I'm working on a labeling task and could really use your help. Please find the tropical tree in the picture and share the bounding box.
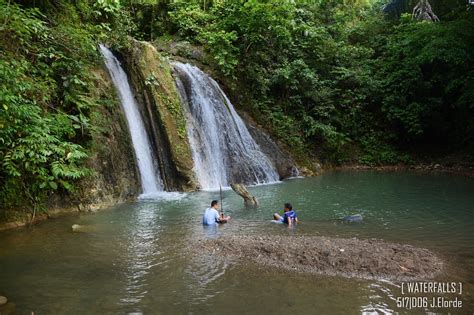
[412,0,439,21]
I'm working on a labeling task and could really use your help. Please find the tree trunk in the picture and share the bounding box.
[231,183,259,208]
[413,0,439,22]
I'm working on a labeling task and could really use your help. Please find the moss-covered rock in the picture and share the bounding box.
[72,66,140,207]
[121,39,198,191]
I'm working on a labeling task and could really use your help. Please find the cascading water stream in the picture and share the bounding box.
[99,44,163,195]
[173,62,279,190]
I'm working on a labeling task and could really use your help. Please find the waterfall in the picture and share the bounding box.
[100,44,163,195]
[173,62,279,190]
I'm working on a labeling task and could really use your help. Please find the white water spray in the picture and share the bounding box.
[100,44,163,195]
[174,62,279,190]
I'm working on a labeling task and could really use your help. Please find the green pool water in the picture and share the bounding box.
[0,170,473,314]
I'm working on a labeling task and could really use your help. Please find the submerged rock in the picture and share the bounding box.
[194,235,443,281]
[0,296,7,306]
[71,224,96,233]
[231,183,259,208]
[342,214,363,222]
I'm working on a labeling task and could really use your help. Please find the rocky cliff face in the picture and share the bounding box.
[71,67,141,209]
[241,112,318,179]
[120,39,198,191]
[245,121,298,179]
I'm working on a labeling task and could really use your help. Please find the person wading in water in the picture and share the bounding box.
[273,203,298,225]
[202,200,230,225]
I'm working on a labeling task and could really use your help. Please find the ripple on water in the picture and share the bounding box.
[138,191,187,201]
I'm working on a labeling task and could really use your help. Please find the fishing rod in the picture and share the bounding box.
[219,184,224,216]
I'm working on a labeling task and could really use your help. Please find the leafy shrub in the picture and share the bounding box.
[0,0,119,215]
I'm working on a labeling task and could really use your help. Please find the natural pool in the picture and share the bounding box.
[0,171,473,314]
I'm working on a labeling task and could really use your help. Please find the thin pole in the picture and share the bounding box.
[219,184,224,215]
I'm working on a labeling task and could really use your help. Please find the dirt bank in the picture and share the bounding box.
[195,235,443,281]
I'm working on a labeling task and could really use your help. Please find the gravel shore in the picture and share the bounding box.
[195,235,443,281]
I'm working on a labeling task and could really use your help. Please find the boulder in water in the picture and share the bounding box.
[0,296,7,306]
[342,214,363,222]
[231,183,259,208]
[71,224,95,233]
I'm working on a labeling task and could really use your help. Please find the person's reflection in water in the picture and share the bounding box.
[202,224,219,239]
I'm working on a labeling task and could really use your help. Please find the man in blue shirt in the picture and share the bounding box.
[273,203,298,225]
[203,200,230,225]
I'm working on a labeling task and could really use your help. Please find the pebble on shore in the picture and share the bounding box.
[194,235,443,281]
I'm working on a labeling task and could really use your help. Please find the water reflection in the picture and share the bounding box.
[185,251,229,304]
[120,203,161,306]
[0,172,472,314]
[360,281,398,314]
[185,223,230,304]
[201,225,220,239]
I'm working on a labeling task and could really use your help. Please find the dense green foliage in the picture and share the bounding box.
[0,0,130,216]
[133,0,473,163]
[1,0,473,217]
[379,12,474,145]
